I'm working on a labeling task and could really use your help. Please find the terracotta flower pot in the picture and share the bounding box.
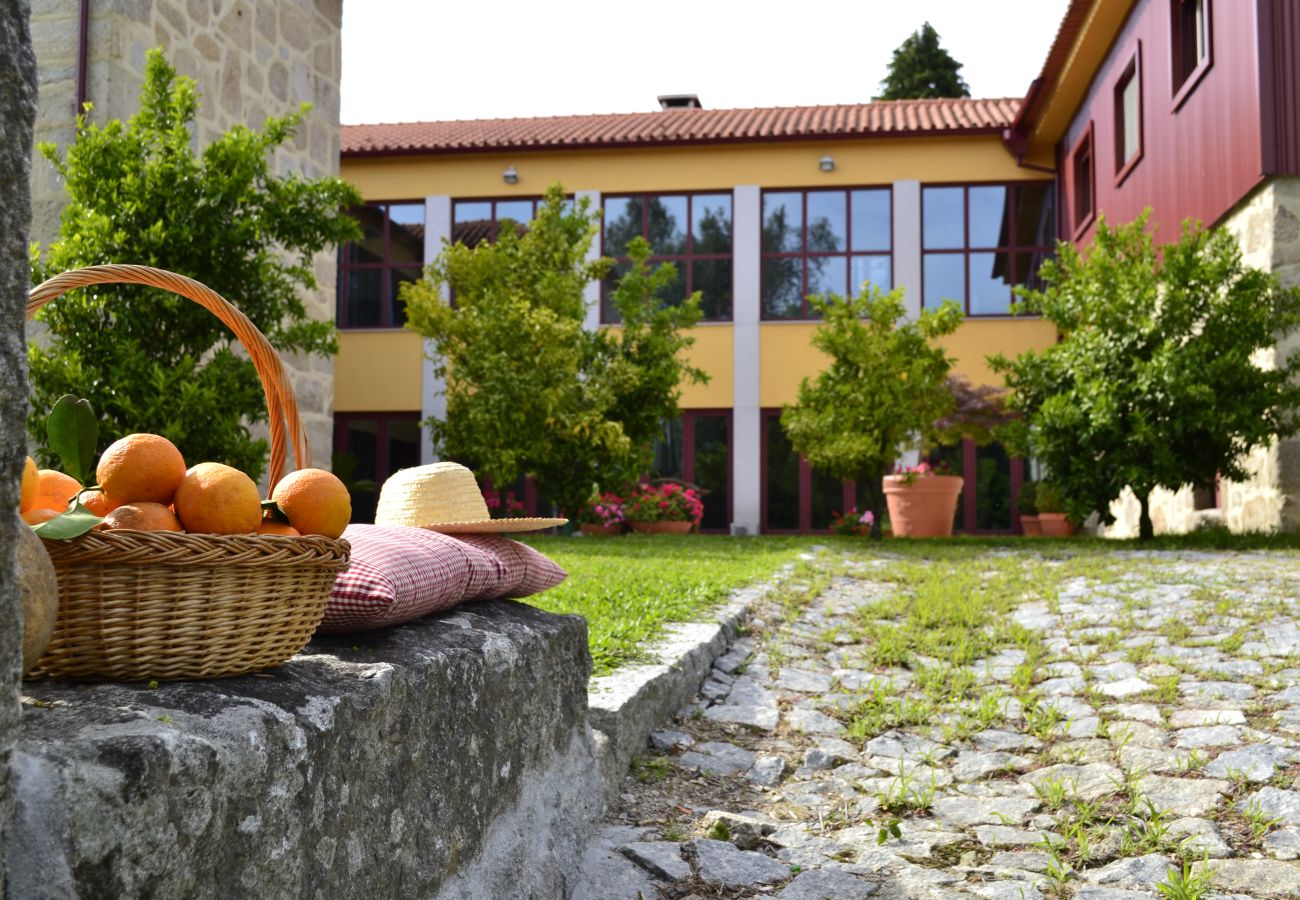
[579,523,624,537]
[629,520,693,535]
[881,475,963,538]
[1020,514,1042,536]
[1037,513,1076,537]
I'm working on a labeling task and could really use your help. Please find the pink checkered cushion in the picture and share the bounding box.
[319,525,567,634]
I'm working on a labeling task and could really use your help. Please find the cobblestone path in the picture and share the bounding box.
[573,549,1300,899]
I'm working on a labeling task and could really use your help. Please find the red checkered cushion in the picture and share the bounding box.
[319,525,567,634]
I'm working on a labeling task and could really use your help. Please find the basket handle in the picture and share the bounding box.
[27,264,311,492]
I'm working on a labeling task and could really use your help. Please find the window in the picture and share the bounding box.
[1114,46,1143,182]
[1171,0,1211,104]
[452,197,545,246]
[926,439,1026,534]
[1068,127,1095,237]
[337,202,424,329]
[761,410,855,533]
[602,193,733,321]
[652,410,732,532]
[334,412,422,524]
[921,182,1055,315]
[761,188,892,319]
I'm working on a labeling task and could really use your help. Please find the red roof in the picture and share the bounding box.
[341,98,1022,157]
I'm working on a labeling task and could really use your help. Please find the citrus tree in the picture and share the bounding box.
[781,287,962,538]
[28,49,360,479]
[991,215,1300,539]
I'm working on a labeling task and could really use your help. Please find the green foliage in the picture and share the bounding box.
[780,288,962,538]
[403,186,706,513]
[992,215,1300,539]
[876,22,971,100]
[45,395,98,484]
[1016,480,1038,515]
[1035,481,1063,514]
[28,49,360,479]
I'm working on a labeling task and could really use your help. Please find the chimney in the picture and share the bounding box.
[657,94,703,110]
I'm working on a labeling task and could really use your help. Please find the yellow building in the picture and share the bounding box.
[337,96,1057,533]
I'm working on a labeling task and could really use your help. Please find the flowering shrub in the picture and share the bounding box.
[483,488,526,519]
[579,492,627,527]
[829,507,875,535]
[622,481,704,525]
[890,459,954,487]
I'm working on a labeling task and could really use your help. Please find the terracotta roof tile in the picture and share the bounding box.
[341,98,1021,157]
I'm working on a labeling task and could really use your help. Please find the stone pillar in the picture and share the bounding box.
[731,185,761,534]
[892,180,922,319]
[0,1,38,892]
[420,194,451,465]
[578,190,603,332]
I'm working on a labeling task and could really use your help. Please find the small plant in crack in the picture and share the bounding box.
[1155,856,1213,900]
[875,817,902,845]
[1241,798,1280,841]
[1178,749,1208,773]
[1121,800,1175,855]
[630,755,672,784]
[875,760,937,815]
[1031,776,1072,812]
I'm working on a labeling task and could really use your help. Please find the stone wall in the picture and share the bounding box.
[0,2,38,895]
[1105,176,1300,536]
[28,0,342,469]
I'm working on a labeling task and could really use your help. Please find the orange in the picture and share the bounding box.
[21,508,62,526]
[97,433,186,506]
[32,470,81,514]
[80,490,116,516]
[172,462,261,535]
[270,468,351,539]
[102,502,184,533]
[257,519,301,537]
[20,456,38,512]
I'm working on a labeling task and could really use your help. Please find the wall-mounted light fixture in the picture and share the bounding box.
[818,155,835,173]
[503,165,519,185]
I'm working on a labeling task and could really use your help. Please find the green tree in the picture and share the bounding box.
[29,49,359,479]
[781,288,963,538]
[991,215,1300,539]
[876,22,971,100]
[403,186,707,514]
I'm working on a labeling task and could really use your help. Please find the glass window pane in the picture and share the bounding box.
[692,195,732,253]
[346,268,382,327]
[810,468,844,531]
[806,191,846,252]
[969,186,1009,248]
[765,415,799,531]
[389,207,424,265]
[1014,184,1055,248]
[652,261,686,307]
[1015,250,1054,294]
[923,253,964,307]
[974,442,1012,531]
[603,196,642,257]
[762,257,803,319]
[347,205,385,263]
[693,415,730,532]
[495,200,534,225]
[923,187,964,249]
[807,255,846,301]
[388,418,421,474]
[762,192,802,253]
[851,189,891,252]
[928,444,965,531]
[970,252,1013,315]
[1120,73,1140,165]
[390,267,420,326]
[343,419,378,524]
[851,255,891,297]
[691,258,732,320]
[648,196,687,255]
[452,201,492,247]
[653,417,684,480]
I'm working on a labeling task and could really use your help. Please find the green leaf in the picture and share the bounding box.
[31,502,105,540]
[46,395,98,485]
[261,498,290,523]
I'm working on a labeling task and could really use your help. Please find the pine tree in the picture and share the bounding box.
[877,22,971,100]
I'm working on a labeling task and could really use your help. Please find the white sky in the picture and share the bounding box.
[340,0,1072,125]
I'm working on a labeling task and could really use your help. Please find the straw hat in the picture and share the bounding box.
[374,462,567,533]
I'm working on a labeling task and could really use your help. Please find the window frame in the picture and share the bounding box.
[337,200,426,330]
[759,185,894,321]
[333,411,422,523]
[681,409,733,533]
[1170,0,1213,111]
[1068,125,1097,239]
[1114,43,1144,187]
[919,180,1056,318]
[451,195,547,246]
[600,190,735,324]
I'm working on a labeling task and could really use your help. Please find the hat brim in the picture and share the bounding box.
[419,517,568,534]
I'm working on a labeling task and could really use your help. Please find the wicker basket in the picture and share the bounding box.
[25,265,350,680]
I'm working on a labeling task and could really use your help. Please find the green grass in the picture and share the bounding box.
[518,534,818,675]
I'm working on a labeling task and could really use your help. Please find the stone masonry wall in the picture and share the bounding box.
[0,2,38,895]
[1106,176,1300,536]
[28,0,342,469]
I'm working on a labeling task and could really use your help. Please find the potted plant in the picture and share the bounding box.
[623,481,703,534]
[577,492,626,536]
[1017,480,1041,536]
[829,507,875,536]
[881,460,963,538]
[1034,481,1075,536]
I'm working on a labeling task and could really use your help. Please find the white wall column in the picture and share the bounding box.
[731,185,762,535]
[893,180,922,320]
[577,190,602,331]
[421,194,452,464]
